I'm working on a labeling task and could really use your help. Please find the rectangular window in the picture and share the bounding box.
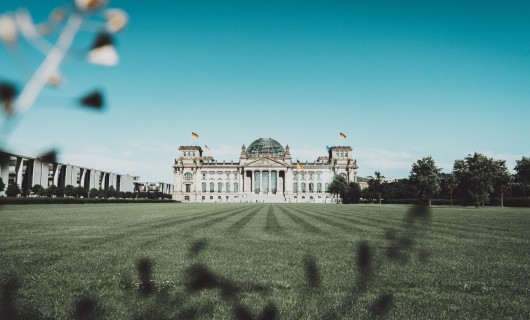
[185,184,191,193]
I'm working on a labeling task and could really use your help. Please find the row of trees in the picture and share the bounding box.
[0,182,172,200]
[329,154,530,207]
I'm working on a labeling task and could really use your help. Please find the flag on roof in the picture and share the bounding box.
[296,159,305,171]
[204,145,210,151]
[326,145,331,151]
[339,132,346,139]
[191,132,199,139]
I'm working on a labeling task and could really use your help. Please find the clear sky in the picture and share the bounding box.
[1,0,529,182]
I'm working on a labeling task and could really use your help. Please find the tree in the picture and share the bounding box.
[74,186,88,198]
[0,177,5,193]
[89,188,99,198]
[46,185,58,198]
[55,187,64,198]
[37,186,47,197]
[32,184,44,197]
[409,156,442,207]
[343,182,362,204]
[107,186,117,198]
[440,173,457,206]
[328,175,348,204]
[453,153,503,208]
[491,160,511,208]
[5,183,21,197]
[368,171,385,205]
[64,185,75,198]
[514,156,530,199]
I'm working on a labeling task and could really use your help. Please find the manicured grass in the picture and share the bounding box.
[0,204,529,319]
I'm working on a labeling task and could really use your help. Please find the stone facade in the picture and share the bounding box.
[172,138,358,203]
[0,152,137,195]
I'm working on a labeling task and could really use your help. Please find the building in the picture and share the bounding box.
[172,138,358,203]
[0,152,135,196]
[134,179,174,195]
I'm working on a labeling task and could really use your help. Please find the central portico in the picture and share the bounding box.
[172,137,358,203]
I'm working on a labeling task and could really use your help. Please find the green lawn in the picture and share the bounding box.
[0,204,529,319]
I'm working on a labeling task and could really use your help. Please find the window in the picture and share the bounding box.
[226,173,230,179]
[309,172,313,180]
[234,173,238,180]
[202,182,206,192]
[184,172,193,180]
[317,183,322,193]
[301,183,306,193]
[309,183,314,192]
[210,182,214,192]
[325,183,330,192]
[293,183,298,193]
[317,172,321,181]
[226,182,230,193]
[218,182,223,193]
[301,173,305,180]
[185,196,189,201]
[202,174,206,180]
[185,184,191,193]
[210,196,213,200]
[234,182,239,192]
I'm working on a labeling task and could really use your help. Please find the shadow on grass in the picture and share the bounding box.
[0,205,431,319]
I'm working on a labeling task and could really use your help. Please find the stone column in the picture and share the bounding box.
[276,170,285,194]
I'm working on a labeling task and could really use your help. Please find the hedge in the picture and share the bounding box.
[0,198,178,205]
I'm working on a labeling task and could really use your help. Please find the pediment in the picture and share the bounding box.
[244,157,288,168]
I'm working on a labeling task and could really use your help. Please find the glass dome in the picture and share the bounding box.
[246,138,285,157]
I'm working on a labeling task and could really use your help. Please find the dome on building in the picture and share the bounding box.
[246,138,285,157]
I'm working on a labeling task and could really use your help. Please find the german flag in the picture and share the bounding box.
[204,145,210,151]
[191,132,199,139]
[339,132,347,139]
[296,159,305,171]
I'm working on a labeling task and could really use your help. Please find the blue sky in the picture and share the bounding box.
[1,0,529,182]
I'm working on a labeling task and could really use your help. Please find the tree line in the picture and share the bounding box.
[328,153,530,207]
[0,182,172,200]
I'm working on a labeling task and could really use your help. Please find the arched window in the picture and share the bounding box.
[234,182,239,192]
[309,183,314,192]
[301,183,306,193]
[210,182,214,192]
[202,182,206,192]
[218,182,223,193]
[325,183,330,192]
[317,183,322,193]
[226,182,230,193]
[293,183,298,193]
[184,172,193,180]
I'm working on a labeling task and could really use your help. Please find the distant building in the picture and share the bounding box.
[134,180,174,195]
[172,138,358,203]
[0,152,135,196]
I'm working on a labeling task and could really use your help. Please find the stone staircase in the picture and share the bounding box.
[245,193,287,203]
